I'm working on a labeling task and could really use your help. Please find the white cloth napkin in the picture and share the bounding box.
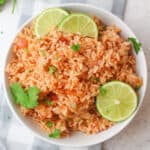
[0,0,125,150]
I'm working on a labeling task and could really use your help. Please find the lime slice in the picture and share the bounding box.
[35,8,69,37]
[96,81,138,122]
[58,13,98,38]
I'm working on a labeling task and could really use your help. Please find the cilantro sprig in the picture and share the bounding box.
[40,49,47,57]
[48,129,61,138]
[91,77,100,83]
[71,44,80,52]
[48,66,57,75]
[45,100,53,106]
[11,82,40,109]
[128,37,142,54]
[0,0,6,5]
[47,121,53,128]
[24,48,28,54]
[28,69,33,73]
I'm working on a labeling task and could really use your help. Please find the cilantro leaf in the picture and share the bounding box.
[128,37,142,54]
[48,129,61,138]
[99,86,107,96]
[28,69,33,73]
[91,77,100,83]
[45,100,53,106]
[11,82,28,104]
[24,48,28,54]
[0,0,6,5]
[48,66,57,75]
[10,82,40,109]
[47,121,53,128]
[71,44,80,52]
[27,86,40,108]
[40,49,47,57]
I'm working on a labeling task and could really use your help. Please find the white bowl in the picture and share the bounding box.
[3,3,148,148]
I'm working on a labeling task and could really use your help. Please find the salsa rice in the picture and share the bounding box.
[6,16,142,137]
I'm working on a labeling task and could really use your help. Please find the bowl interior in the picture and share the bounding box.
[3,3,147,147]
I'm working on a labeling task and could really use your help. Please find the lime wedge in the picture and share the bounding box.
[58,13,98,38]
[35,8,69,37]
[96,81,138,122]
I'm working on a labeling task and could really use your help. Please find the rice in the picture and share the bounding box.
[6,17,142,137]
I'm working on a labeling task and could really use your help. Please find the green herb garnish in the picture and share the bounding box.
[40,49,47,57]
[99,86,106,96]
[48,129,61,138]
[28,69,33,73]
[71,44,80,52]
[0,0,6,5]
[12,0,16,14]
[24,48,28,54]
[91,77,99,83]
[45,100,53,106]
[48,66,57,75]
[128,37,142,54]
[11,82,40,109]
[47,121,53,128]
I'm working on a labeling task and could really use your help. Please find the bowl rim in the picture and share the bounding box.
[2,2,148,147]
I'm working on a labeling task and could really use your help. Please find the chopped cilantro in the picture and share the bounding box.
[0,0,6,5]
[47,121,53,128]
[48,66,57,75]
[128,37,142,54]
[11,82,27,104]
[45,100,53,106]
[48,129,61,138]
[24,48,28,54]
[99,86,106,96]
[91,77,99,83]
[28,69,33,73]
[10,82,40,109]
[40,49,47,57]
[71,44,80,52]
[27,86,40,108]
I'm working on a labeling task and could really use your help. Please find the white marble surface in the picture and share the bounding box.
[103,0,150,149]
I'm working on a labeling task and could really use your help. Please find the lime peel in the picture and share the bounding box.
[58,13,98,38]
[35,8,69,38]
[96,81,138,122]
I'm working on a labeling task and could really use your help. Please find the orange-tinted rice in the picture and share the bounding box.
[6,16,142,137]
